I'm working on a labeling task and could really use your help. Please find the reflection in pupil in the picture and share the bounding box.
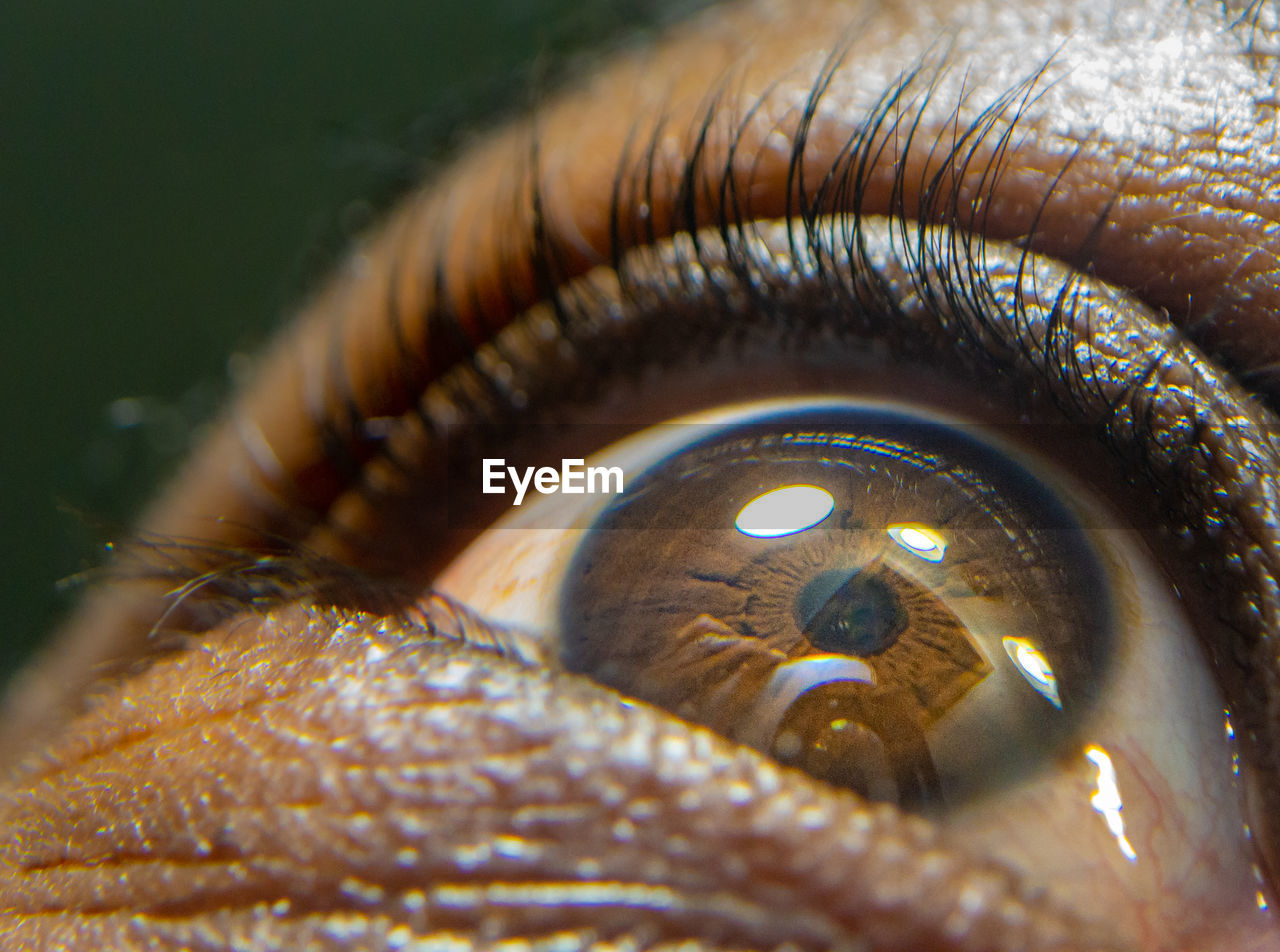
[774,684,942,809]
[797,567,908,656]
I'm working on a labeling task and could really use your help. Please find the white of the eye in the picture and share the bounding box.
[735,484,834,538]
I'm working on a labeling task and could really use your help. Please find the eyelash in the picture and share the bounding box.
[99,50,1189,641]
[259,60,1121,574]
[121,57,1067,612]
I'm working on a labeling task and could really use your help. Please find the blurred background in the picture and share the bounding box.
[0,0,707,682]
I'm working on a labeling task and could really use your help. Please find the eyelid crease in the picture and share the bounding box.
[94,2,1280,562]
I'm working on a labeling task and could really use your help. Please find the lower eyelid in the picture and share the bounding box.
[0,601,1120,951]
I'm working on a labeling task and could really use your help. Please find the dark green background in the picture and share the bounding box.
[0,0,706,680]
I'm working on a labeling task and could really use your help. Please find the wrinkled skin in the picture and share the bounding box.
[5,0,1280,948]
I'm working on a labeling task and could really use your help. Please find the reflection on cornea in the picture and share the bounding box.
[735,654,875,750]
[735,484,835,538]
[1225,708,1241,777]
[1085,745,1138,863]
[886,522,947,562]
[1003,636,1063,709]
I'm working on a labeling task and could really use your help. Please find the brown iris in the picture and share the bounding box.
[560,405,1111,810]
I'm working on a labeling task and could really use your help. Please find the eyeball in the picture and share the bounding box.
[435,396,1271,943]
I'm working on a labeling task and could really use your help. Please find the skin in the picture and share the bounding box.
[4,0,1280,948]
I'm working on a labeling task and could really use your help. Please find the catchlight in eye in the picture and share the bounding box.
[559,405,1112,810]
[887,522,947,561]
[734,484,835,537]
[1004,635,1062,710]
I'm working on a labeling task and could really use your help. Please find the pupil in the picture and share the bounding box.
[796,567,908,655]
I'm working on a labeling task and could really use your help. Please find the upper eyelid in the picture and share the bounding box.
[137,17,1280,541]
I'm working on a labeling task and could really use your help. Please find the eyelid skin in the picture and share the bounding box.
[6,0,1280,948]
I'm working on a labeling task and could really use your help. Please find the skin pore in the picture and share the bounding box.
[5,0,1280,947]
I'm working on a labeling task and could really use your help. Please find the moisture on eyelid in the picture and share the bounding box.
[435,394,1272,944]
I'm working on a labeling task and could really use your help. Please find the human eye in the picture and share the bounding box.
[5,0,1280,950]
